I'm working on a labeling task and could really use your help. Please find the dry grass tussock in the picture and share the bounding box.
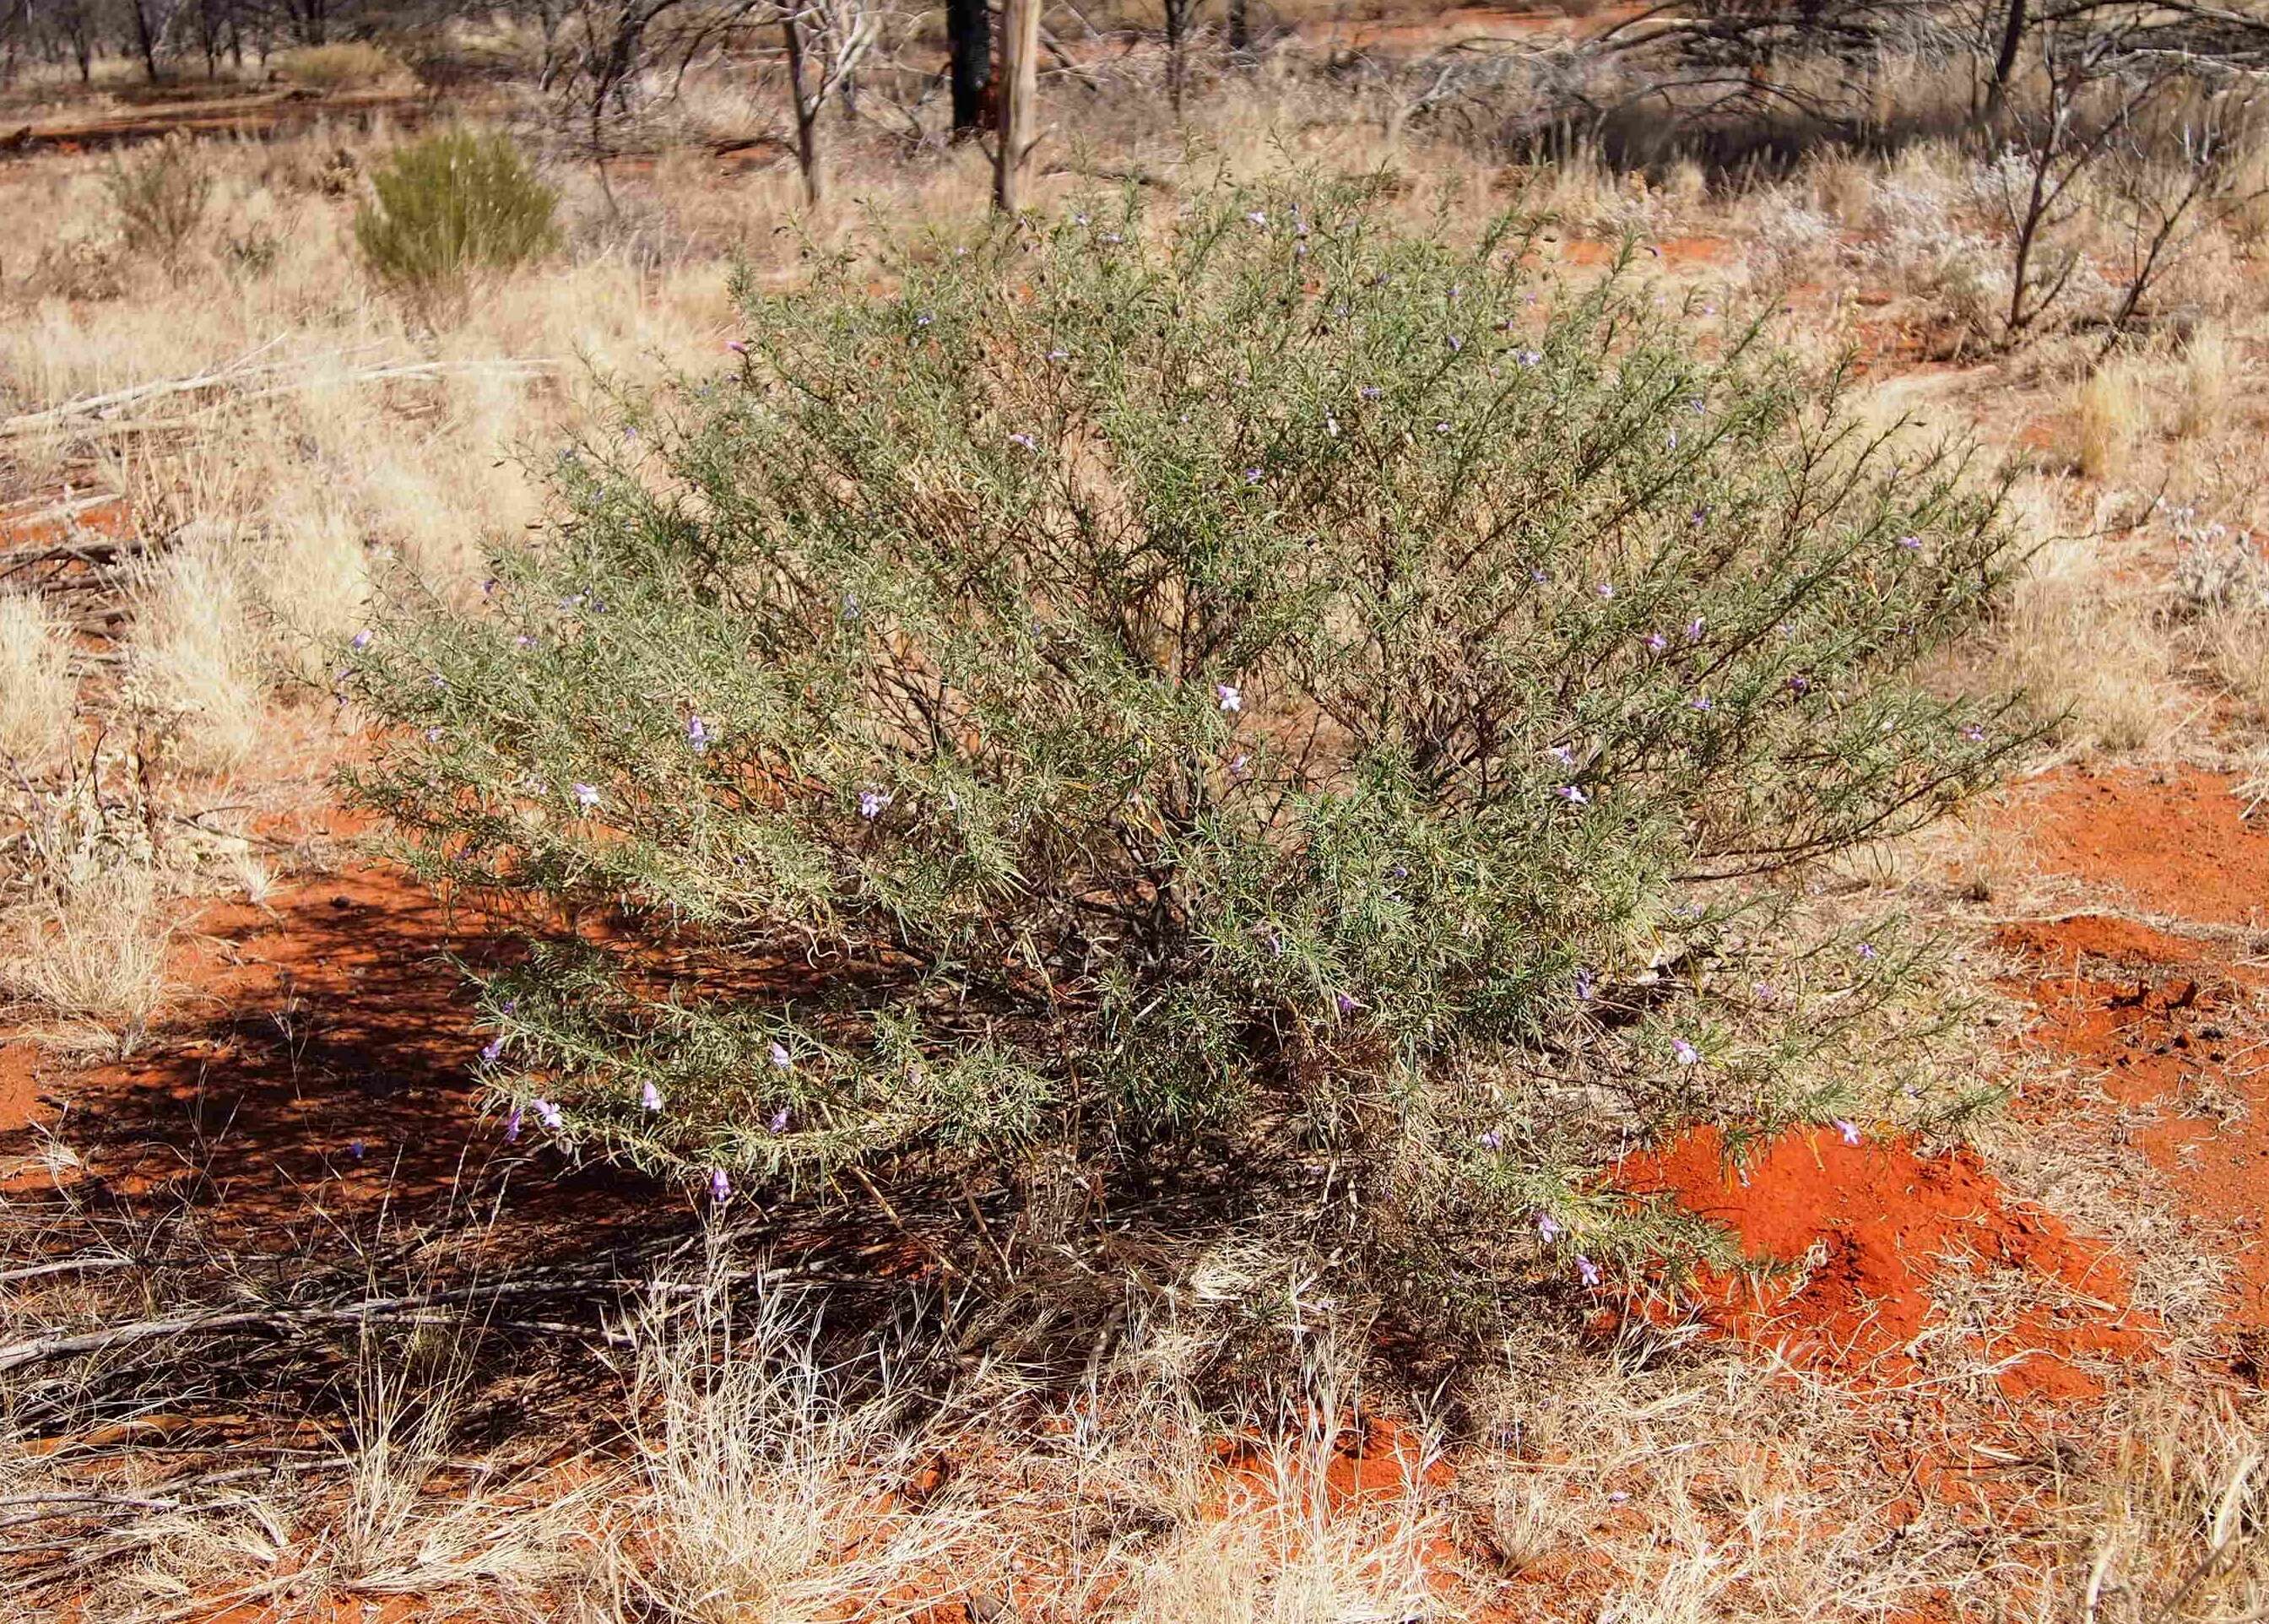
[1994,480,2180,755]
[1,860,171,1049]
[0,589,76,771]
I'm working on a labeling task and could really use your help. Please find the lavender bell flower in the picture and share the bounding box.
[1671,1038,1700,1066]
[858,788,891,820]
[768,1106,789,1133]
[1557,785,1589,805]
[504,1106,523,1143]
[1478,1129,1503,1150]
[1335,991,1362,1015]
[769,1041,792,1070]
[1576,1255,1603,1287]
[531,1097,563,1131]
[687,716,711,753]
[350,629,372,650]
[709,1167,732,1202]
[480,1037,503,1064]
[1216,683,1242,713]
[572,782,600,809]
[1836,1119,1862,1146]
[1644,631,1668,653]
[1536,1212,1563,1242]
[642,1081,663,1112]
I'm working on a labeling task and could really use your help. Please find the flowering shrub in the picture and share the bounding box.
[348,182,2024,1291]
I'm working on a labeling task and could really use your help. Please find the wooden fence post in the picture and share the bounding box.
[993,0,1039,213]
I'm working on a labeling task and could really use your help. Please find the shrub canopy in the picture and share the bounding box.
[349,183,2023,1274]
[354,128,558,303]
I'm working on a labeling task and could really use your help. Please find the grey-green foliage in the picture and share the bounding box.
[107,135,213,264]
[347,181,2027,1268]
[353,128,558,303]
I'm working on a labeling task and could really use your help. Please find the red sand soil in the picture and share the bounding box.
[1617,1125,2153,1398]
[1990,768,2269,1337]
[2016,766,2269,929]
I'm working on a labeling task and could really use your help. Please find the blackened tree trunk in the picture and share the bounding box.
[1982,0,2027,126]
[947,0,989,137]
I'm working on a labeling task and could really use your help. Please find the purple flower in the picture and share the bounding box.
[504,1106,523,1143]
[1685,617,1705,642]
[348,1139,366,1160]
[1897,534,1921,550]
[914,312,934,328]
[1335,990,1362,1015]
[1243,467,1263,484]
[1575,966,1595,1000]
[1557,784,1589,805]
[1448,335,1464,352]
[1536,1211,1563,1242]
[1009,431,1037,451]
[430,673,447,689]
[1671,1038,1700,1066]
[1546,743,1574,765]
[1216,683,1242,713]
[479,1037,503,1064]
[1595,582,1615,600]
[1048,348,1069,361]
[1963,723,1986,743]
[1576,1255,1602,1288]
[726,338,748,355]
[1689,696,1713,712]
[1228,751,1251,781]
[858,788,891,820]
[709,1167,732,1202]
[425,727,443,742]
[1644,631,1668,653]
[768,1106,789,1133]
[1530,567,1550,583]
[687,716,711,752]
[1246,209,1268,225]
[1836,1118,1861,1146]
[1478,1129,1503,1150]
[1434,420,1452,435]
[572,782,600,809]
[350,629,372,650]
[1754,981,1777,1004]
[1259,925,1283,957]
[1857,941,1879,961]
[531,1097,563,1131]
[642,1081,663,1112]
[515,634,533,647]
[1359,386,1383,400]
[1101,233,1123,245]
[1789,674,1811,695]
[1518,349,1542,367]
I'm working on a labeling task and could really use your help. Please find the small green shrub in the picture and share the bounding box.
[354,128,558,306]
[349,183,2028,1312]
[106,135,213,265]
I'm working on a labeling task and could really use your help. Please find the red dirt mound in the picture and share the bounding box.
[1994,913,2269,1332]
[1618,1125,2154,1398]
[2017,767,2269,929]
